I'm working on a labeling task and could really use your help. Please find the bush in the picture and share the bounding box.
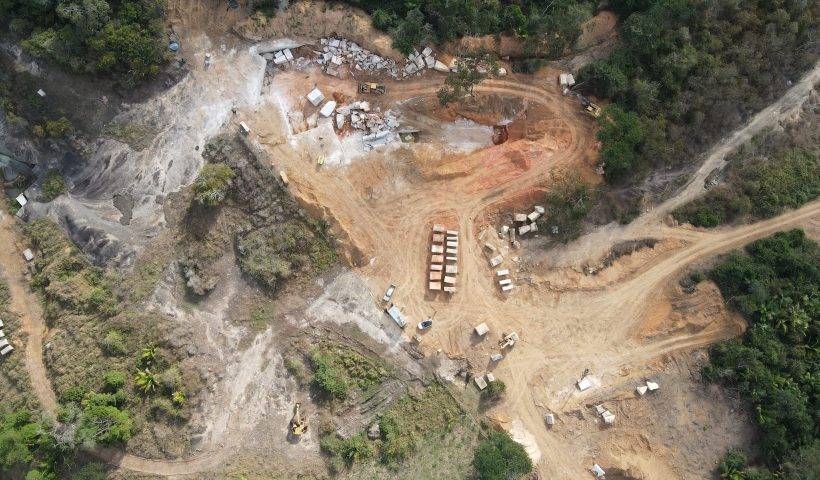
[311,353,350,400]
[41,170,67,201]
[102,371,126,392]
[473,431,533,480]
[192,163,235,207]
[482,380,506,402]
[100,330,125,356]
[535,173,595,244]
[44,117,72,138]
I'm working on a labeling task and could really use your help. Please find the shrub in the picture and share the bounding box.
[102,371,126,392]
[473,431,533,480]
[41,170,67,202]
[100,330,125,356]
[44,117,73,139]
[311,353,350,400]
[192,163,235,207]
[482,380,506,402]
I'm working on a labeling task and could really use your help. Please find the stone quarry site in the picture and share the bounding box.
[0,1,818,480]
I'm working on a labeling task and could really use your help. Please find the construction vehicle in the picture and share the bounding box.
[499,331,519,349]
[289,403,307,437]
[359,82,386,95]
[580,97,602,118]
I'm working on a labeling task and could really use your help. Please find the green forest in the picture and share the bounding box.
[0,0,167,85]
[580,0,817,184]
[703,230,818,479]
[318,0,596,55]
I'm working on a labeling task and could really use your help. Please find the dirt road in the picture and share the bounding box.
[0,211,58,415]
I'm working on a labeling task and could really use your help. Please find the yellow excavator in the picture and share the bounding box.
[290,403,307,437]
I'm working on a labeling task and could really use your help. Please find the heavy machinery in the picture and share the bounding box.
[289,403,307,437]
[499,331,519,349]
[359,82,386,95]
[580,97,602,118]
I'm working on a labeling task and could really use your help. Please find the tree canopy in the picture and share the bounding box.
[703,230,819,475]
[2,0,167,85]
[473,431,532,480]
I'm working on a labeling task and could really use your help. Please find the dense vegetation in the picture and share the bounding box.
[703,230,818,477]
[580,0,817,185]
[473,431,532,480]
[674,109,819,228]
[0,0,167,85]
[334,0,595,55]
[41,170,68,202]
[308,343,388,401]
[20,218,197,461]
[192,163,236,207]
[535,172,595,242]
[236,219,336,290]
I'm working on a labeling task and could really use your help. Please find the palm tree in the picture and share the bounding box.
[140,345,157,367]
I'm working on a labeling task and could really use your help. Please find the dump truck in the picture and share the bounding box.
[289,403,307,437]
[359,82,386,94]
[580,97,602,118]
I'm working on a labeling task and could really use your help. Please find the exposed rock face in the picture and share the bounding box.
[14,34,267,268]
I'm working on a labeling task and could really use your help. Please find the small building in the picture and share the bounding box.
[474,323,489,336]
[239,122,251,135]
[485,373,495,383]
[446,230,459,237]
[490,353,503,362]
[37,89,46,97]
[513,213,528,223]
[545,413,555,426]
[429,271,442,281]
[518,225,531,235]
[15,193,27,207]
[496,269,509,276]
[306,88,325,106]
[443,286,456,293]
[430,254,444,263]
[636,385,648,396]
[474,376,488,390]
[646,380,659,391]
[591,464,606,478]
[431,245,444,254]
[22,249,34,262]
[432,234,445,243]
[446,240,458,248]
[489,255,504,267]
[446,248,457,255]
[499,279,512,286]
[430,264,443,271]
[443,276,456,285]
[429,282,442,291]
[445,255,458,262]
[501,284,514,292]
[527,211,541,222]
[445,265,457,274]
[432,224,445,233]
